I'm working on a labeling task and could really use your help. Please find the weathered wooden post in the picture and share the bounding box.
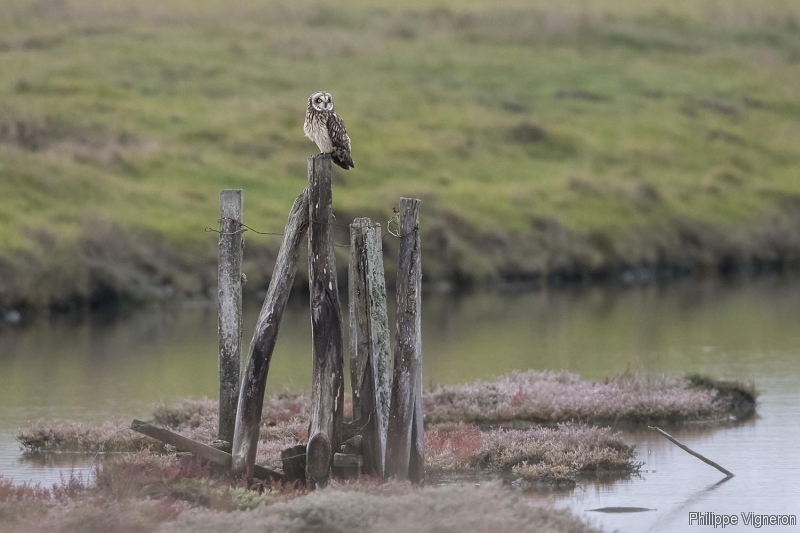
[349,218,392,477]
[218,189,244,445]
[306,154,345,487]
[230,191,309,478]
[386,198,424,483]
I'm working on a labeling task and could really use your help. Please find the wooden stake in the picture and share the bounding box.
[386,198,424,482]
[649,426,734,478]
[218,189,244,445]
[306,154,344,486]
[306,432,332,488]
[349,218,392,477]
[349,219,369,420]
[230,191,309,478]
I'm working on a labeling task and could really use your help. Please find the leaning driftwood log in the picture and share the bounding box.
[306,154,345,486]
[349,217,392,477]
[217,189,244,445]
[649,426,734,478]
[130,420,282,482]
[230,191,309,478]
[386,198,425,483]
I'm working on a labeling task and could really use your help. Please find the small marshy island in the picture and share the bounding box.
[9,370,756,532]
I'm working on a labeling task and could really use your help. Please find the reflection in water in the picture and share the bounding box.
[16,452,101,475]
[646,476,731,533]
[1,277,799,532]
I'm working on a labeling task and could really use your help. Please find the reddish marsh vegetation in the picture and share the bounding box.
[425,370,754,425]
[10,372,755,532]
[425,423,640,487]
[18,371,751,455]
[164,483,604,533]
[17,372,751,481]
[1,460,604,533]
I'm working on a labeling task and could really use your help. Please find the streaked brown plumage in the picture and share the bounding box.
[303,91,354,170]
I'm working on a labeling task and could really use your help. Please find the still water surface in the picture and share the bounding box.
[1,278,799,532]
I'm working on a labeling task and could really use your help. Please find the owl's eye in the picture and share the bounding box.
[316,98,322,103]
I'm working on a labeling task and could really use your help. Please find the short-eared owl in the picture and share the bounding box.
[304,91,354,170]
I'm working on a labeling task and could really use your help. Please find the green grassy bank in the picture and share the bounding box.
[2,0,800,310]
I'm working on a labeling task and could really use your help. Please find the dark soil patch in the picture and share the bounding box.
[688,375,758,421]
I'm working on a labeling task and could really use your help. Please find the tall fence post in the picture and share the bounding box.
[230,191,309,478]
[386,198,424,483]
[350,219,369,421]
[349,218,392,477]
[306,154,344,487]
[218,189,244,445]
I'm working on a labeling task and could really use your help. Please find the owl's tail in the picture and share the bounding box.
[332,147,354,170]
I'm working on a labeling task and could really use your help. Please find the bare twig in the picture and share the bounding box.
[648,426,734,478]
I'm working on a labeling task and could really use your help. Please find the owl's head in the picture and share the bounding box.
[309,91,333,112]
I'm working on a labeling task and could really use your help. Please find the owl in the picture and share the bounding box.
[304,91,354,170]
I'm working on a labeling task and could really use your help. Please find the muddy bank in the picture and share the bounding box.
[4,205,800,317]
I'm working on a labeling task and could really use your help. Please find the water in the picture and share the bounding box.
[1,277,799,532]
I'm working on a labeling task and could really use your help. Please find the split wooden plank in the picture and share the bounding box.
[349,217,392,477]
[130,420,282,482]
[306,154,345,487]
[386,198,425,483]
[230,191,309,478]
[217,189,244,445]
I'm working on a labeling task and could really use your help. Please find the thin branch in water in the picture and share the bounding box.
[648,426,734,478]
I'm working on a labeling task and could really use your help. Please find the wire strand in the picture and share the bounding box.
[206,215,418,244]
